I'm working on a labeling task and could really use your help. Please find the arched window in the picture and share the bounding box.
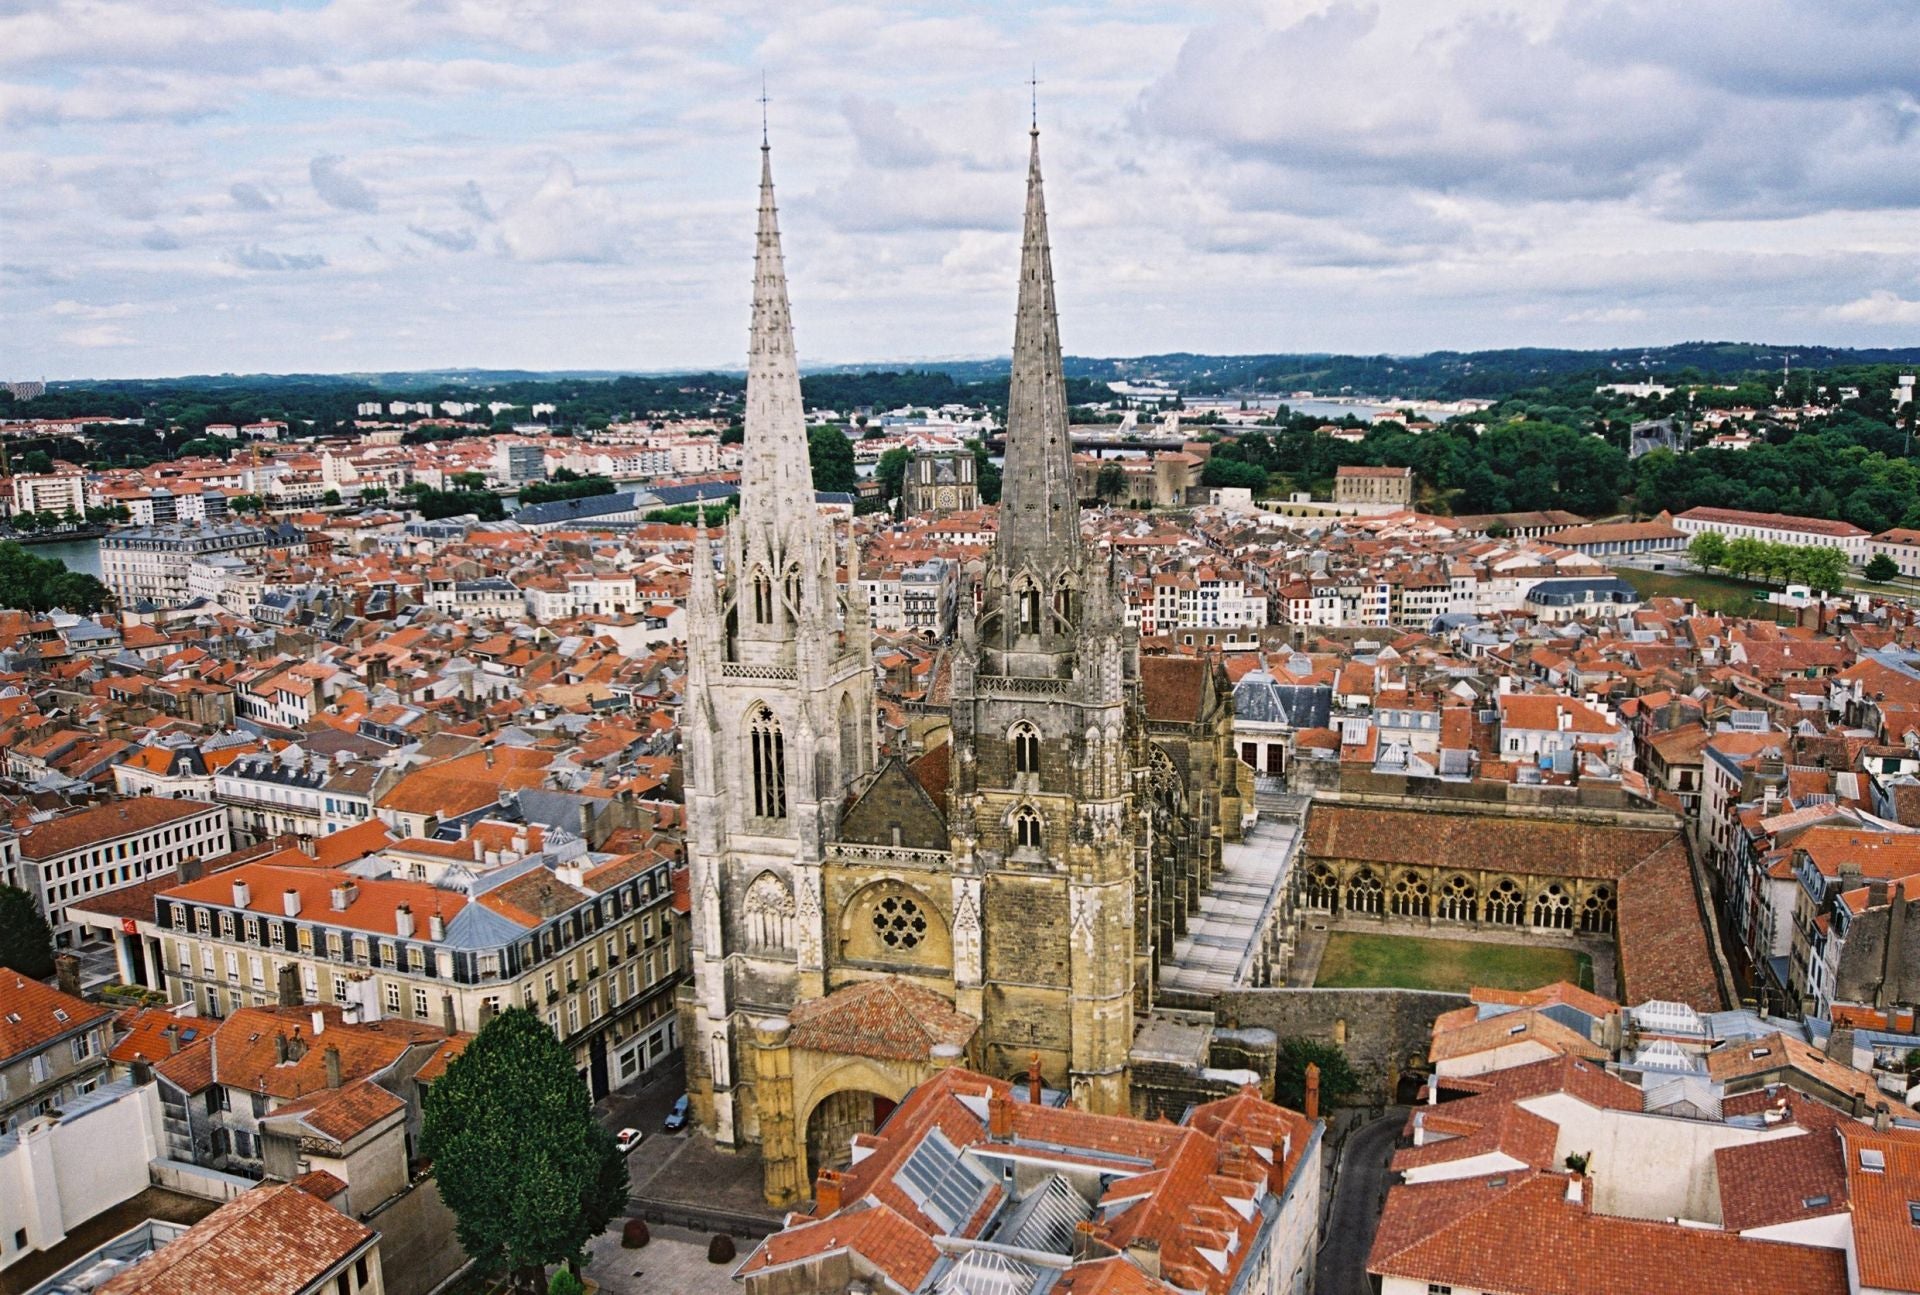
[743,872,795,950]
[1389,871,1429,918]
[1018,582,1041,634]
[1011,723,1041,776]
[751,568,773,625]
[749,705,786,819]
[1013,805,1043,850]
[1438,875,1476,922]
[1053,584,1074,629]
[784,564,801,615]
[1304,865,1338,911]
[1579,886,1616,934]
[1533,884,1574,931]
[1486,879,1525,925]
[837,693,861,784]
[1345,870,1384,915]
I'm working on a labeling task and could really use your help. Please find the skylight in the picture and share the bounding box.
[1861,1148,1886,1173]
[896,1130,990,1234]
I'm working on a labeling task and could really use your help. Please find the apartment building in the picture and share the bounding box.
[0,975,114,1135]
[15,798,230,947]
[148,827,682,1097]
[100,522,303,607]
[1673,505,1870,563]
[11,470,87,518]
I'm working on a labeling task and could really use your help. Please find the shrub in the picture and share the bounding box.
[707,1234,736,1264]
[621,1218,650,1249]
[547,1270,584,1295]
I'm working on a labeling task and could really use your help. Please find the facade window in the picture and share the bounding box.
[1013,806,1043,850]
[871,894,927,950]
[567,1000,580,1033]
[749,705,787,819]
[385,982,401,1012]
[1018,582,1041,634]
[751,568,773,624]
[413,987,430,1018]
[1011,723,1041,775]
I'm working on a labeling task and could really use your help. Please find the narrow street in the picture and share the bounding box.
[1315,1108,1405,1295]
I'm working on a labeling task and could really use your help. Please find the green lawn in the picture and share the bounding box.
[1611,565,1774,616]
[1313,931,1593,994]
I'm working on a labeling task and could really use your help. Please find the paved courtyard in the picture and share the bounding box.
[580,1222,743,1295]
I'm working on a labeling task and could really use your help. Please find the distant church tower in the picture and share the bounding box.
[947,122,1139,1114]
[680,138,875,1148]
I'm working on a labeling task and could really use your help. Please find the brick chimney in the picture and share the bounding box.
[988,1093,1014,1142]
[54,953,80,999]
[1027,1051,1043,1105]
[1304,1062,1321,1121]
[814,1168,843,1216]
[323,1044,342,1089]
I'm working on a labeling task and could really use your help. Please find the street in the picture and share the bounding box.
[594,1052,690,1196]
[1315,1108,1406,1295]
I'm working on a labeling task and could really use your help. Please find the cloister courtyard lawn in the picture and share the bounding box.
[1312,931,1594,994]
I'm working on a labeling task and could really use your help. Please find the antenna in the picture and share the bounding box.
[758,73,770,148]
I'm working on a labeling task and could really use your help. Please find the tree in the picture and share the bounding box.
[421,1008,629,1292]
[1273,1038,1360,1112]
[0,885,55,979]
[1866,553,1900,582]
[1797,545,1848,593]
[808,426,858,493]
[0,542,111,613]
[1687,530,1727,574]
[547,1271,585,1295]
[875,446,911,510]
[19,450,52,475]
[321,489,342,507]
[1724,536,1766,579]
[1094,462,1127,505]
[451,471,490,491]
[417,489,506,522]
[231,493,266,514]
[972,439,1002,504]
[361,486,389,503]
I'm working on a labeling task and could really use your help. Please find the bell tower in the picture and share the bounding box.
[948,122,1136,1113]
[681,136,875,1148]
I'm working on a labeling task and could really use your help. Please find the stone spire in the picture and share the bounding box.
[997,124,1078,579]
[740,139,818,544]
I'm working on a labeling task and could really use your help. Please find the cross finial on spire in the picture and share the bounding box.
[759,72,770,149]
[1029,66,1040,134]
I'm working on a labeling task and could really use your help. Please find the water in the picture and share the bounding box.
[22,537,103,579]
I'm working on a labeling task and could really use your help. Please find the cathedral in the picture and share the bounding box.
[678,122,1247,1207]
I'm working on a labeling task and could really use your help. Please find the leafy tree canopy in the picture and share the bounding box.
[421,1008,628,1287]
[1274,1037,1360,1112]
[417,489,506,522]
[808,425,858,493]
[0,542,112,614]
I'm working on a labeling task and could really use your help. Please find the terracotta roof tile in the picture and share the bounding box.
[97,1181,374,1295]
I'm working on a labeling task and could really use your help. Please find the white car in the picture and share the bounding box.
[615,1127,644,1153]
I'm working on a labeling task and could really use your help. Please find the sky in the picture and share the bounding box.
[7,0,1920,381]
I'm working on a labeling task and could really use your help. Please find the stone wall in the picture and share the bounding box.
[1178,987,1469,1105]
[364,1177,466,1295]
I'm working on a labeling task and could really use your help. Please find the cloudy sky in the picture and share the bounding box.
[7,0,1920,380]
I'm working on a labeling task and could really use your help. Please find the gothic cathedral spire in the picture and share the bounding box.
[740,138,820,552]
[997,124,1079,582]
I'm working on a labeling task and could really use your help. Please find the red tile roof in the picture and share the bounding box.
[97,1181,374,1295]
[17,797,221,859]
[0,973,112,1064]
[1841,1122,1920,1292]
[786,978,978,1062]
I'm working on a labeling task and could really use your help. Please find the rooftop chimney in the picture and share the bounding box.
[429,911,446,942]
[988,1093,1014,1142]
[329,880,356,911]
[274,1033,288,1064]
[395,904,415,940]
[1027,1051,1043,1106]
[164,1024,179,1055]
[282,888,302,918]
[1304,1062,1322,1122]
[814,1168,844,1216]
[323,1044,342,1089]
[1566,1171,1585,1205]
[311,1008,326,1037]
[54,954,80,999]
[232,879,251,908]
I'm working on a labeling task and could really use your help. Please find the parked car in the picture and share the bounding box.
[663,1095,691,1132]
[615,1127,644,1153]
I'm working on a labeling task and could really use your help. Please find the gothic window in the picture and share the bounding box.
[1013,805,1043,851]
[1011,723,1041,776]
[1345,870,1384,915]
[784,564,802,614]
[1438,875,1477,922]
[1389,871,1430,919]
[1532,884,1574,931]
[1053,584,1074,629]
[871,894,928,949]
[1304,864,1338,911]
[1018,582,1041,634]
[743,872,795,950]
[751,568,773,625]
[1486,879,1525,925]
[837,693,861,784]
[1579,885,1616,934]
[749,705,787,819]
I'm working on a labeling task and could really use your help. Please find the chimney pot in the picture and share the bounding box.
[1566,1172,1585,1205]
[274,1033,288,1063]
[814,1168,843,1215]
[429,911,446,941]
[395,903,415,939]
[1027,1051,1043,1106]
[988,1093,1014,1142]
[282,888,301,918]
[232,880,251,908]
[1304,1062,1322,1122]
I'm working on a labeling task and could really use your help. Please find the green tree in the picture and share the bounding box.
[417,489,506,522]
[10,511,40,533]
[1687,530,1727,573]
[361,486,389,503]
[1201,457,1270,491]
[451,471,489,491]
[547,1272,585,1295]
[1273,1038,1360,1112]
[519,477,615,507]
[19,450,52,475]
[1724,536,1766,579]
[1094,462,1127,505]
[0,886,55,979]
[0,542,111,613]
[421,1009,629,1293]
[1797,545,1848,593]
[321,489,342,507]
[972,439,1002,504]
[1866,553,1900,582]
[874,446,912,509]
[231,493,266,514]
[808,426,858,493]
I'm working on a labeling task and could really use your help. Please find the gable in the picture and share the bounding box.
[840,757,950,852]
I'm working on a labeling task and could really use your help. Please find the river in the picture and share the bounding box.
[24,537,103,579]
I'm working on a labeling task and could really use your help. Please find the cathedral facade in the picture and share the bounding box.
[678,126,1245,1207]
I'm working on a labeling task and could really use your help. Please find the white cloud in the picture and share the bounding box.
[495,160,629,264]
[1826,290,1920,325]
[228,244,327,272]
[61,323,135,348]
